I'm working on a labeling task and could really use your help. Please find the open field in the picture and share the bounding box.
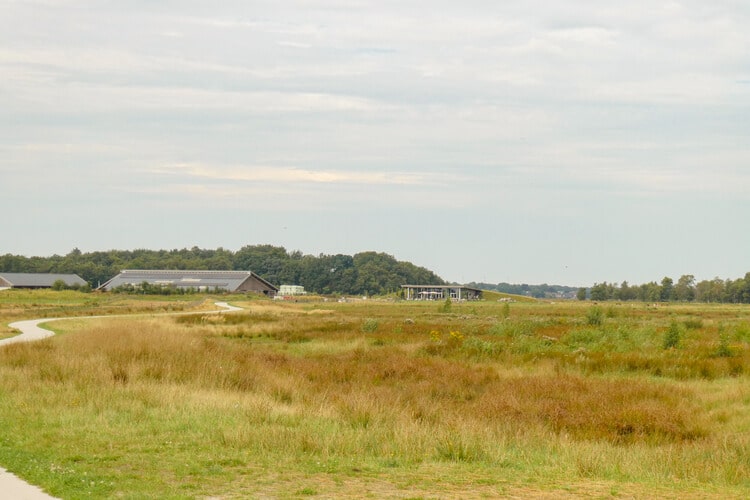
[1,291,750,498]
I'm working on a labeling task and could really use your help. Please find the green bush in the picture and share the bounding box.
[439,297,452,313]
[586,306,604,326]
[714,327,733,358]
[361,318,379,333]
[663,321,682,350]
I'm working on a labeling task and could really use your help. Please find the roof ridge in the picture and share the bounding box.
[121,269,252,274]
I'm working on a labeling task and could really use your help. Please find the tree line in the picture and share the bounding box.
[0,245,444,296]
[582,274,750,303]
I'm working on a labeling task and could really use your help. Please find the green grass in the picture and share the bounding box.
[1,294,750,498]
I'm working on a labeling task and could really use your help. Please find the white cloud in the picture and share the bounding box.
[4,77,388,114]
[153,164,441,186]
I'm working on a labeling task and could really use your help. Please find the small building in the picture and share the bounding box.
[278,285,306,296]
[401,284,482,301]
[0,272,88,290]
[98,270,278,296]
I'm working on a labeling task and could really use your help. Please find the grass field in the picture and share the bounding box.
[1,291,749,498]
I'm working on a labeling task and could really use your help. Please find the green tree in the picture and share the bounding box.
[741,272,750,303]
[660,277,674,302]
[674,275,695,302]
[590,282,613,301]
[615,281,637,301]
[638,282,662,302]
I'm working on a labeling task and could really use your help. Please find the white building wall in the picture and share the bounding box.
[279,285,306,295]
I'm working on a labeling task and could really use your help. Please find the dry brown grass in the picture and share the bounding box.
[1,297,749,498]
[9,312,708,447]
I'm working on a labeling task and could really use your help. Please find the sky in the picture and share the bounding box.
[2,1,749,286]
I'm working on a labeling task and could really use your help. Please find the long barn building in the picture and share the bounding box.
[0,273,87,290]
[98,270,278,296]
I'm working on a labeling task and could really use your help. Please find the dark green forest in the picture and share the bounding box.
[0,246,443,296]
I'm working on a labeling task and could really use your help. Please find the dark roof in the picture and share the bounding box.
[0,273,88,288]
[98,270,278,292]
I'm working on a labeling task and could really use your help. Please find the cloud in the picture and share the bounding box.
[4,78,388,115]
[277,41,313,49]
[153,163,438,186]
[133,163,477,211]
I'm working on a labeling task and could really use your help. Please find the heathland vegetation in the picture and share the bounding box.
[1,291,749,498]
[0,246,442,296]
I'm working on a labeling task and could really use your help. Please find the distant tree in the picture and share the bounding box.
[590,282,613,301]
[660,277,674,302]
[639,282,662,302]
[674,275,696,302]
[233,245,289,274]
[576,287,587,301]
[615,281,637,301]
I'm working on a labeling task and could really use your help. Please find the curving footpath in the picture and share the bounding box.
[0,301,242,499]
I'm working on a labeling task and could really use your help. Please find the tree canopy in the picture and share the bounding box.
[0,246,444,296]
[583,273,750,304]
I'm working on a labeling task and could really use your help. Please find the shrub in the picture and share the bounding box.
[586,306,604,326]
[51,279,68,291]
[714,327,733,358]
[663,321,681,350]
[439,297,452,313]
[361,318,379,333]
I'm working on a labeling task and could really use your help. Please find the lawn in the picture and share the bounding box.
[1,292,749,498]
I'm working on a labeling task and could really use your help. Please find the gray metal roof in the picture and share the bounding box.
[98,270,277,292]
[0,273,88,288]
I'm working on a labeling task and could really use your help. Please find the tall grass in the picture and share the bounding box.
[1,298,749,497]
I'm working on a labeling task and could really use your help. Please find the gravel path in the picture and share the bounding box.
[0,301,242,499]
[1,318,62,346]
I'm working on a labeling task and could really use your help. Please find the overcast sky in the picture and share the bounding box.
[2,1,749,286]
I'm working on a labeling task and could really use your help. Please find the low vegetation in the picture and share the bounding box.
[1,293,749,498]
